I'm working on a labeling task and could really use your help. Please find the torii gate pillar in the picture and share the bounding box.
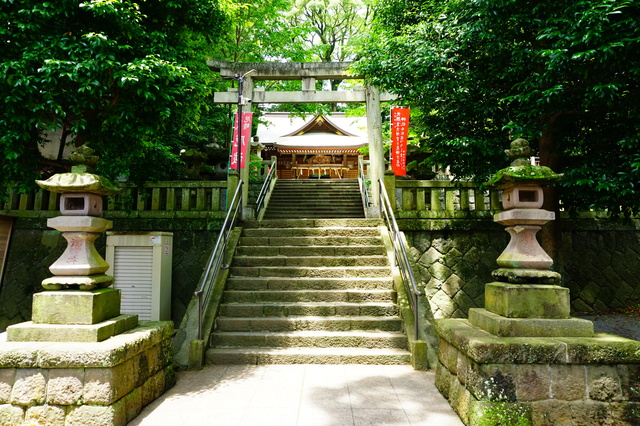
[365,85,384,212]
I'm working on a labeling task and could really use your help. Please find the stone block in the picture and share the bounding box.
[485,282,570,318]
[434,362,452,399]
[25,404,66,426]
[559,334,640,364]
[84,359,135,405]
[568,400,616,426]
[469,400,532,426]
[47,216,113,233]
[7,314,137,343]
[530,400,573,426]
[0,404,24,426]
[468,308,594,337]
[466,362,517,402]
[457,353,470,385]
[0,369,15,403]
[516,364,550,401]
[587,365,622,402]
[435,319,567,364]
[32,289,121,325]
[124,387,142,423]
[438,339,458,375]
[46,368,84,405]
[550,365,587,400]
[618,364,640,401]
[10,369,46,405]
[65,399,126,426]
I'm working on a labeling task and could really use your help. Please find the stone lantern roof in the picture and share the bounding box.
[485,138,562,189]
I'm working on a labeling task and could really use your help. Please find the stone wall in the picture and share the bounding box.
[435,321,640,425]
[559,219,640,313]
[0,218,222,332]
[0,322,174,426]
[403,217,640,319]
[403,220,507,319]
[3,216,640,333]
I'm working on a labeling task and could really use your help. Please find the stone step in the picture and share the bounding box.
[267,203,361,208]
[205,347,411,365]
[269,192,361,198]
[231,255,389,268]
[241,227,381,237]
[242,219,382,228]
[219,302,399,317]
[275,179,359,185]
[269,195,360,200]
[215,316,403,332]
[229,266,392,278]
[238,236,382,246]
[210,330,407,349]
[263,212,365,219]
[225,277,394,291]
[222,289,395,303]
[235,245,386,257]
[265,209,364,219]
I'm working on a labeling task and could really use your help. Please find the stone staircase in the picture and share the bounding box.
[206,219,411,365]
[263,179,365,219]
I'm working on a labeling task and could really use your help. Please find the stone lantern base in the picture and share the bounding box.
[0,322,174,426]
[434,282,640,425]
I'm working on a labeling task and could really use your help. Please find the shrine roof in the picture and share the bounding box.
[257,112,367,148]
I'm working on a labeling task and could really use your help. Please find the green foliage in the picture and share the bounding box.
[355,0,640,213]
[0,0,228,196]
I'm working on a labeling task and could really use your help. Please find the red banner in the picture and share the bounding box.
[230,112,253,170]
[391,107,410,176]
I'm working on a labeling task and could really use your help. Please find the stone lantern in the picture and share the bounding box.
[432,139,640,425]
[0,150,175,425]
[486,138,562,285]
[6,145,138,342]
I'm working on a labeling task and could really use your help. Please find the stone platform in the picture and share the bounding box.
[435,318,640,425]
[0,322,174,426]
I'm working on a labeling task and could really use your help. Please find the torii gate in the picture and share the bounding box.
[207,60,396,218]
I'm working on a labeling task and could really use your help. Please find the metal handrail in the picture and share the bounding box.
[255,160,276,216]
[379,178,424,341]
[358,156,371,208]
[193,180,243,340]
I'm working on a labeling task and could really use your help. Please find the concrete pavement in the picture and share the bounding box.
[129,364,464,426]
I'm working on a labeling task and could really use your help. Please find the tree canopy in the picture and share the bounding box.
[355,0,640,213]
[0,0,227,194]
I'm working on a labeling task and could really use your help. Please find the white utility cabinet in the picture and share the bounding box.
[105,232,173,321]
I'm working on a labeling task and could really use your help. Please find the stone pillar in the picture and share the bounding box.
[365,85,384,210]
[383,169,396,212]
[227,170,240,210]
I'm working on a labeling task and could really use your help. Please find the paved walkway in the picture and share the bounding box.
[129,364,464,426]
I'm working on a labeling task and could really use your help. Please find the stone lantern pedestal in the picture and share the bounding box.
[0,147,174,426]
[433,140,640,425]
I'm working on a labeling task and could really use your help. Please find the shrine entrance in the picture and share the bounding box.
[207,60,396,215]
